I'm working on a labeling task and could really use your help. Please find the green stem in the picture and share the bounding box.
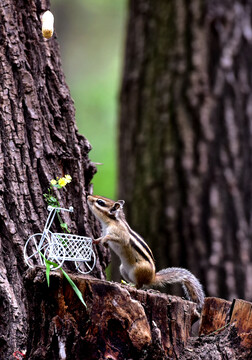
[204,322,231,337]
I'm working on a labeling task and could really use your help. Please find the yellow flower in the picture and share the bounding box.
[65,175,72,183]
[58,177,68,187]
[50,179,57,186]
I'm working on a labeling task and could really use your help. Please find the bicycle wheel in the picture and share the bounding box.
[24,233,49,268]
[43,242,65,270]
[75,250,96,274]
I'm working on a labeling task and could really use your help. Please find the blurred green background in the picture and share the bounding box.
[51,0,127,199]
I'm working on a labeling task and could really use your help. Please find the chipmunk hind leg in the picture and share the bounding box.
[120,262,154,289]
[133,262,155,289]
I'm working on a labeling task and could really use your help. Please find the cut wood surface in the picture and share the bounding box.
[229,299,252,349]
[200,297,252,348]
[199,297,232,336]
[181,297,252,360]
[25,268,252,359]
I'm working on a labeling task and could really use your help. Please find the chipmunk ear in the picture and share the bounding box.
[109,201,124,215]
[117,200,125,208]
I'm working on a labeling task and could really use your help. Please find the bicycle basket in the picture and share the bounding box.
[52,233,93,261]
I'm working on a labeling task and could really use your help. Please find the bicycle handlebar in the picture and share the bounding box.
[47,206,74,212]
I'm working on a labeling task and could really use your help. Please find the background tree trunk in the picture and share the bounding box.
[0,0,108,357]
[119,0,252,302]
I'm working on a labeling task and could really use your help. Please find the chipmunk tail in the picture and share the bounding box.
[154,267,205,311]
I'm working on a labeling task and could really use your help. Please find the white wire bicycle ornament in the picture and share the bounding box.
[24,206,96,274]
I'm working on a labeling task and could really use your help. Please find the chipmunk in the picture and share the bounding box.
[87,194,205,311]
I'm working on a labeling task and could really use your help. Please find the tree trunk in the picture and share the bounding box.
[0,0,108,357]
[24,267,252,360]
[119,0,252,302]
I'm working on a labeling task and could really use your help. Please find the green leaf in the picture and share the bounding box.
[45,261,51,287]
[39,253,87,307]
[39,251,59,267]
[39,252,58,287]
[61,269,87,308]
[49,196,59,206]
[60,223,69,231]
[39,252,51,287]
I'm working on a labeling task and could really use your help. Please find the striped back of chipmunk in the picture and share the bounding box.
[120,217,155,266]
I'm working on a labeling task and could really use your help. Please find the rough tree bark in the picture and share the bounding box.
[0,0,109,358]
[119,0,252,302]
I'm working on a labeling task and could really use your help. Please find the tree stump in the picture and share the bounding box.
[24,268,252,359]
[24,267,198,359]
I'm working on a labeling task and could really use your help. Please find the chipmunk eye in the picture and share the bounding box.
[97,199,106,207]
